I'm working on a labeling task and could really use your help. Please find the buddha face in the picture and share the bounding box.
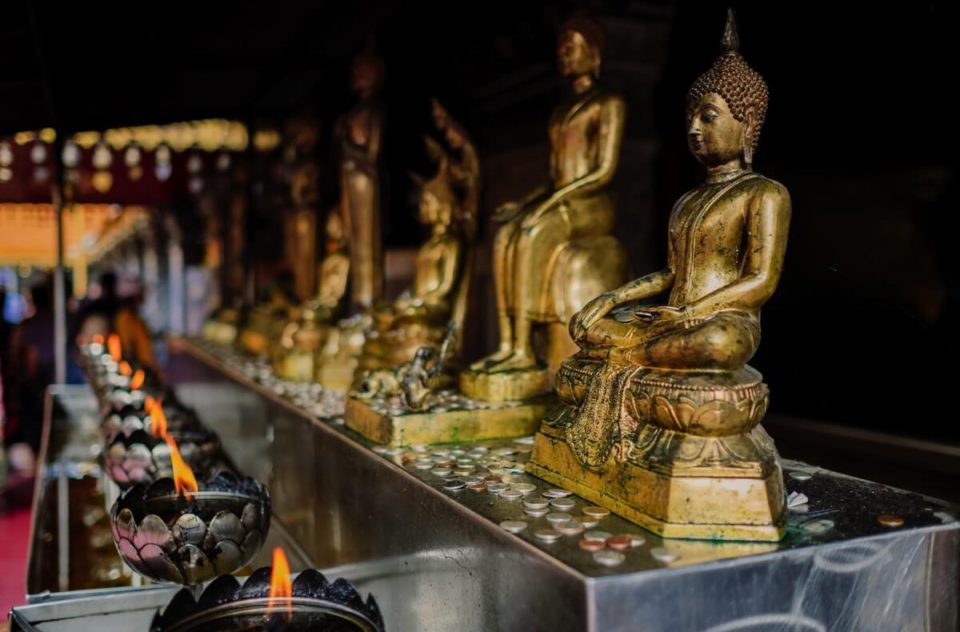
[557,29,599,79]
[419,190,442,225]
[325,213,345,251]
[687,92,755,168]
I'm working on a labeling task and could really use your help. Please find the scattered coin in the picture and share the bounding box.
[574,516,599,529]
[606,535,632,551]
[499,489,523,501]
[583,506,610,518]
[546,488,572,498]
[524,507,548,518]
[578,538,606,552]
[513,436,535,445]
[494,448,516,456]
[878,514,904,528]
[467,483,487,492]
[512,483,537,495]
[431,468,453,477]
[650,547,680,563]
[463,476,485,484]
[487,482,509,494]
[523,497,550,510]
[789,471,813,481]
[628,534,646,547]
[534,529,561,543]
[550,498,576,511]
[583,530,612,542]
[500,520,528,534]
[414,462,434,470]
[372,446,391,455]
[451,449,466,456]
[411,444,428,453]
[545,512,573,524]
[802,519,834,535]
[594,550,625,567]
[432,450,450,458]
[443,479,466,491]
[555,523,585,536]
[787,492,809,509]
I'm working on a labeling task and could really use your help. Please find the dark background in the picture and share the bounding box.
[2,1,958,443]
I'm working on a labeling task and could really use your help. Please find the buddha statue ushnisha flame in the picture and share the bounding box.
[528,10,791,541]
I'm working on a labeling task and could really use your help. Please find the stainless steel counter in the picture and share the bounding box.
[155,337,960,631]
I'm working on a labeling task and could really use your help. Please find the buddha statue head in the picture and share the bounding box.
[430,98,466,151]
[686,9,768,168]
[413,152,457,232]
[350,41,385,99]
[558,15,605,80]
[324,210,347,254]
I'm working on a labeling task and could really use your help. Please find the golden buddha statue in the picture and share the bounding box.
[274,211,351,381]
[237,271,298,357]
[461,15,628,402]
[336,44,385,311]
[528,10,791,541]
[359,143,469,370]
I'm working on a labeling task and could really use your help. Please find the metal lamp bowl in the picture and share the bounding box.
[151,567,384,632]
[104,428,221,489]
[111,472,272,585]
[101,402,203,446]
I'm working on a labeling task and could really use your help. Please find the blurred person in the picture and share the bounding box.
[73,271,157,370]
[7,279,55,454]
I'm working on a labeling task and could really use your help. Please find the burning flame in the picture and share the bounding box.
[267,547,293,621]
[119,361,132,377]
[130,369,145,390]
[164,433,198,501]
[107,333,122,362]
[147,398,168,438]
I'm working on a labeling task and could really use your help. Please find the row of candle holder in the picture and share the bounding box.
[78,334,385,630]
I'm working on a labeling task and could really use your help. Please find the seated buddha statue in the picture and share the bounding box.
[557,9,790,466]
[360,148,469,370]
[528,11,790,541]
[274,211,351,380]
[466,15,627,395]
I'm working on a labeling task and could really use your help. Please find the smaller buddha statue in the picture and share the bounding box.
[237,271,298,357]
[528,10,790,541]
[360,146,469,370]
[274,211,351,381]
[461,15,628,402]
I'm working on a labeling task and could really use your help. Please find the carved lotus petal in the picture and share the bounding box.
[134,514,174,551]
[240,502,260,531]
[241,529,263,557]
[172,513,207,546]
[206,511,244,546]
[117,538,147,574]
[114,508,137,541]
[209,539,243,575]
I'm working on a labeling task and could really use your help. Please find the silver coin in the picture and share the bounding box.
[493,447,516,456]
[789,471,813,481]
[500,520,528,534]
[594,550,625,567]
[486,483,509,493]
[431,468,453,477]
[534,529,561,543]
[499,489,523,501]
[456,459,475,467]
[524,507,549,518]
[582,506,610,518]
[372,446,391,455]
[546,488,572,498]
[550,498,576,511]
[629,534,646,547]
[541,490,561,499]
[443,479,467,491]
[554,523,585,536]
[513,436,535,445]
[583,530,612,542]
[432,450,450,458]
[384,447,404,456]
[511,483,537,495]
[468,447,489,456]
[463,476,485,484]
[451,449,466,456]
[414,462,434,470]
[650,547,680,563]
[411,444,428,453]
[574,516,599,529]
[545,512,572,524]
[523,497,550,510]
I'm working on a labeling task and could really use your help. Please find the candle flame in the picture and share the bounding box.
[164,433,198,501]
[119,361,132,377]
[107,333,121,362]
[130,369,145,390]
[267,547,293,621]
[148,398,168,438]
[92,334,105,345]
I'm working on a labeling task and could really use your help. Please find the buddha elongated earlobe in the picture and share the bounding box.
[743,131,754,166]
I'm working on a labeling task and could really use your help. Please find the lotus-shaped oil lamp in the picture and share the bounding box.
[104,426,221,488]
[111,469,271,585]
[101,397,202,446]
[150,549,384,631]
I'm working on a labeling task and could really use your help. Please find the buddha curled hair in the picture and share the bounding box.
[687,9,768,154]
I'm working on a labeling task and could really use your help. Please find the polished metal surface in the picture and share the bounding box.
[161,337,960,630]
